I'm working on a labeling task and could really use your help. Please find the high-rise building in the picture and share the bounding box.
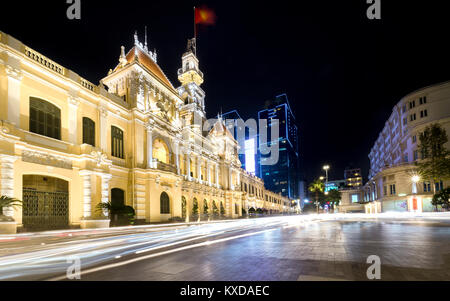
[222,110,259,176]
[344,168,363,187]
[258,94,300,199]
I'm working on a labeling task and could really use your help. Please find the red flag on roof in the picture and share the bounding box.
[195,6,216,25]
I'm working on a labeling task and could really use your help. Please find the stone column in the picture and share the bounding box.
[236,170,241,188]
[207,161,211,186]
[99,107,108,152]
[146,124,154,168]
[229,168,234,190]
[174,141,180,175]
[0,155,18,217]
[80,171,92,218]
[100,174,112,217]
[196,156,201,182]
[68,97,79,145]
[5,63,22,126]
[186,152,191,180]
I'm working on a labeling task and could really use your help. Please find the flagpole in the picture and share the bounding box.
[193,6,197,56]
[194,6,196,40]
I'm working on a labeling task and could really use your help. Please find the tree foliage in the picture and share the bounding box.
[325,189,342,206]
[308,179,324,195]
[416,124,450,190]
[192,199,199,215]
[220,202,225,216]
[0,196,22,213]
[96,201,135,226]
[432,187,450,210]
[308,179,325,213]
[203,200,209,216]
[212,201,219,216]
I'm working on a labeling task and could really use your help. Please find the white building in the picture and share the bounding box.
[363,81,450,213]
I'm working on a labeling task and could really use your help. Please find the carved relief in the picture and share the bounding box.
[22,151,72,170]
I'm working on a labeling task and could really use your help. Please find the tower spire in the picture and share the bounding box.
[144,26,148,50]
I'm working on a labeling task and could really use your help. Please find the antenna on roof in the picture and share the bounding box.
[134,30,139,46]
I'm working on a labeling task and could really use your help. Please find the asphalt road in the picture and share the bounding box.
[1,213,450,281]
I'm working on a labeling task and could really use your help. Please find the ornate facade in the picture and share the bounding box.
[0,31,290,230]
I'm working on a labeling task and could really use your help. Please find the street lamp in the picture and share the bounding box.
[323,165,330,195]
[411,175,420,193]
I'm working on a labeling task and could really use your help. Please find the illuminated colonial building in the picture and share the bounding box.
[0,31,290,231]
[362,81,450,213]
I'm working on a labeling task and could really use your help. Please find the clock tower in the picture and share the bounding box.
[177,38,206,130]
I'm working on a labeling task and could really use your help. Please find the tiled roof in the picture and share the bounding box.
[114,46,176,92]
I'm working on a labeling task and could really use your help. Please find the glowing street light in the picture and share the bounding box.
[411,175,420,195]
[323,165,330,196]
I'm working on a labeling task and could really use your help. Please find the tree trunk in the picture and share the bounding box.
[316,192,319,214]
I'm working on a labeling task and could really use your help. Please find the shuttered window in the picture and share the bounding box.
[111,126,124,159]
[82,117,95,146]
[29,97,61,140]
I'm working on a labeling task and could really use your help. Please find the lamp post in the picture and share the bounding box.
[323,165,330,195]
[323,165,330,213]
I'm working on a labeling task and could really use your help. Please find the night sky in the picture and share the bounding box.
[2,0,450,183]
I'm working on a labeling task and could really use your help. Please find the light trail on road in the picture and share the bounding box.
[0,216,315,281]
[1,213,449,281]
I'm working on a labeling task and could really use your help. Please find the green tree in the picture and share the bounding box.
[309,179,325,214]
[212,201,219,217]
[181,197,187,219]
[203,200,209,217]
[220,201,225,216]
[432,187,450,210]
[326,189,342,207]
[0,196,22,222]
[192,199,199,216]
[96,202,135,226]
[416,123,450,193]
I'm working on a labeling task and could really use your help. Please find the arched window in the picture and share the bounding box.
[153,138,169,164]
[29,97,61,140]
[82,117,95,146]
[160,192,170,214]
[111,126,124,159]
[111,188,125,208]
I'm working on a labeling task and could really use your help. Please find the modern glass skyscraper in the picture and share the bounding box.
[258,94,300,199]
[222,110,260,176]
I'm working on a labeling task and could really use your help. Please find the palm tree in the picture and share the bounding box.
[96,202,112,218]
[0,196,22,220]
[308,179,325,214]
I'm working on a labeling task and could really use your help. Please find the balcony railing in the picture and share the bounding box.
[25,47,65,75]
[177,67,204,78]
[155,160,177,174]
